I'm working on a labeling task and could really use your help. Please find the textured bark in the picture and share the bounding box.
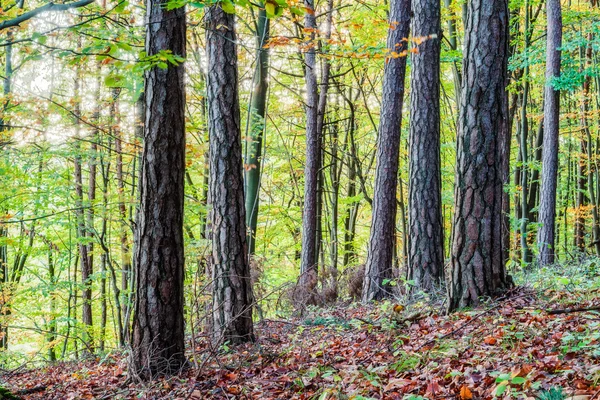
[206,4,254,345]
[244,6,270,255]
[407,0,444,292]
[131,0,186,378]
[448,0,511,311]
[537,0,562,265]
[362,0,410,302]
[300,0,323,290]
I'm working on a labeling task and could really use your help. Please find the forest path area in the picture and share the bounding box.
[3,286,600,400]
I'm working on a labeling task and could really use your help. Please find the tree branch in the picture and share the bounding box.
[0,0,95,31]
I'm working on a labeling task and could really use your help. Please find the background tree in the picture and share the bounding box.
[537,0,563,265]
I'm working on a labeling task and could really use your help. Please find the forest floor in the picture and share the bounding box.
[2,285,600,399]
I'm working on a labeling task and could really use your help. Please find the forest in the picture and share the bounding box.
[0,0,600,398]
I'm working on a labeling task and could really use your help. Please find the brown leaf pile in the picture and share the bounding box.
[4,286,600,399]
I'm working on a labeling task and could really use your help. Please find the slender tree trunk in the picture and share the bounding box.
[528,121,544,219]
[47,247,57,361]
[131,0,187,378]
[300,0,333,292]
[73,64,93,354]
[206,3,255,345]
[407,0,444,292]
[520,3,532,265]
[448,0,511,311]
[537,0,563,265]
[362,0,411,302]
[244,5,270,256]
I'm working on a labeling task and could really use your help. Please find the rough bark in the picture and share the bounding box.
[407,0,444,292]
[537,0,562,265]
[131,0,186,378]
[362,0,411,302]
[206,4,255,345]
[448,0,511,311]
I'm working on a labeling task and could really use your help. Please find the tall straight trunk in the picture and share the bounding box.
[537,0,562,265]
[448,0,511,311]
[113,90,130,337]
[575,140,588,251]
[0,28,13,350]
[362,0,410,302]
[300,0,333,290]
[520,3,532,265]
[582,33,600,255]
[407,0,444,292]
[299,0,320,289]
[131,0,186,378]
[342,99,359,268]
[47,247,57,361]
[528,120,544,219]
[244,5,270,256]
[73,65,93,353]
[206,4,254,345]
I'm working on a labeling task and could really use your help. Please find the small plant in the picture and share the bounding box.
[537,387,565,400]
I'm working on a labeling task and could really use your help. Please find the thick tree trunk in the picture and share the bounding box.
[407,0,444,292]
[362,0,410,302]
[131,0,186,378]
[448,0,511,311]
[537,0,562,265]
[244,6,270,256]
[206,4,255,345]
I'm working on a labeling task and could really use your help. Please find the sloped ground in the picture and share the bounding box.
[3,285,600,399]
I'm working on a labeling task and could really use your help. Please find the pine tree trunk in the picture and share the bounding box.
[537,0,562,265]
[130,0,186,378]
[362,0,410,302]
[206,4,255,345]
[448,0,511,311]
[407,0,444,292]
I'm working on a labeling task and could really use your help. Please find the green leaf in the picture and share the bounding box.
[495,383,508,397]
[511,376,527,385]
[221,0,235,13]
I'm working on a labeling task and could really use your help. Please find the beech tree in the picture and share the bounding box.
[447,0,512,311]
[244,4,270,256]
[206,3,255,345]
[537,0,563,266]
[362,0,411,302]
[130,0,187,378]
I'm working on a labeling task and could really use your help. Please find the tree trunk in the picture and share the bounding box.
[244,5,270,256]
[73,65,93,354]
[206,3,255,345]
[362,0,410,302]
[131,0,187,378]
[537,0,562,265]
[407,0,444,292]
[448,0,511,311]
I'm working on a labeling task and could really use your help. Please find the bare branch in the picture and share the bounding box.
[0,0,95,31]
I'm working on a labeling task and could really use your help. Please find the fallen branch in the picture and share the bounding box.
[546,305,600,315]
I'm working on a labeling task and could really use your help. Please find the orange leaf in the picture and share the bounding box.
[460,385,473,400]
[484,336,497,345]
